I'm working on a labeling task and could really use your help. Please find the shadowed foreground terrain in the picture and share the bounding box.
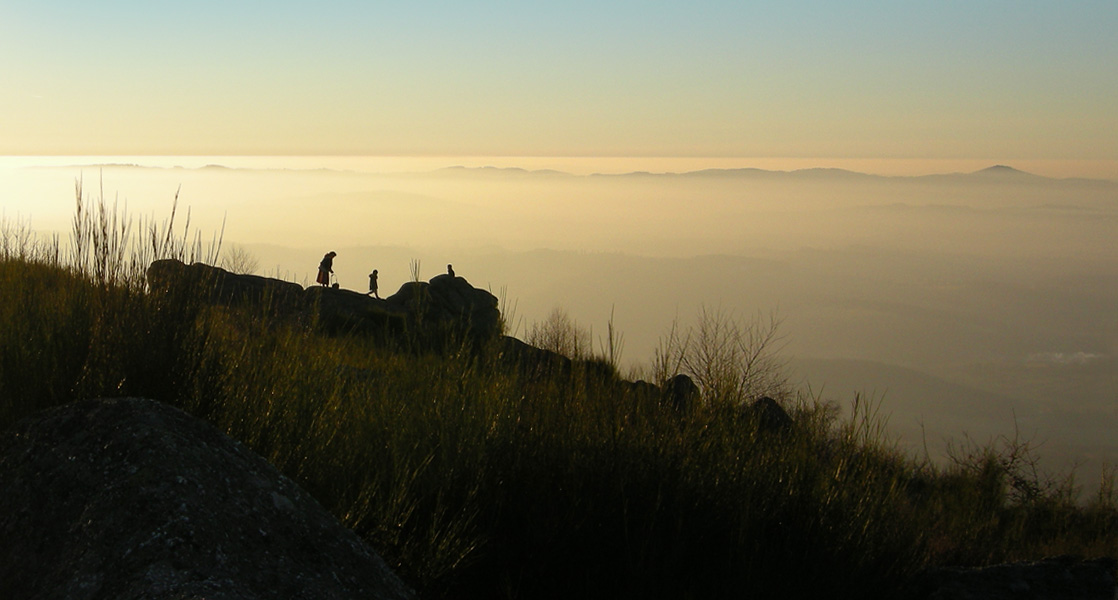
[0,397,414,600]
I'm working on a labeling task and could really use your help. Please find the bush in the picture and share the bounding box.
[650,305,791,405]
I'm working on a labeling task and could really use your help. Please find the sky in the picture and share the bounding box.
[3,1,1118,176]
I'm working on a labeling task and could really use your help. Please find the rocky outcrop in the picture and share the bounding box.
[144,260,794,422]
[383,273,501,344]
[497,335,575,379]
[304,285,408,338]
[0,397,414,600]
[495,336,796,427]
[146,260,500,346]
[147,259,304,312]
[751,395,793,433]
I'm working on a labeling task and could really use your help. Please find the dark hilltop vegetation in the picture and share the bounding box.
[1,195,1116,599]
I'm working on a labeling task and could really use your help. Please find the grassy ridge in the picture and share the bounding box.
[1,198,1115,599]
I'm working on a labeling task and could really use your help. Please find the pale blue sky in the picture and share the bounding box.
[3,1,1116,172]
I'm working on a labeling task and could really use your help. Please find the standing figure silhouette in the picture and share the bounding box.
[368,269,380,298]
[317,251,336,287]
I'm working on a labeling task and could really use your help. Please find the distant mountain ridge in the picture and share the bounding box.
[977,164,1029,175]
[365,164,1117,186]
[31,161,1116,185]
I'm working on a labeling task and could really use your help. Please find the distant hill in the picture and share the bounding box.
[434,165,574,178]
[28,160,1114,185]
[558,165,1111,186]
[975,164,1031,176]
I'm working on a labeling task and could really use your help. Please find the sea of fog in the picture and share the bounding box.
[3,156,1116,493]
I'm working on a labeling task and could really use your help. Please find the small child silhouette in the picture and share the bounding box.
[368,269,380,298]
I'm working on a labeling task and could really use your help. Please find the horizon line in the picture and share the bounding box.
[2,155,1116,180]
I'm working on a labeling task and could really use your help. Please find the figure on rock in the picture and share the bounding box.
[368,269,380,298]
[317,251,336,287]
[447,264,455,278]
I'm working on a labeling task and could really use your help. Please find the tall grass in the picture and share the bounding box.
[0,182,220,421]
[1,192,1116,599]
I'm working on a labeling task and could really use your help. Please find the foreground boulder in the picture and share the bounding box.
[0,398,414,600]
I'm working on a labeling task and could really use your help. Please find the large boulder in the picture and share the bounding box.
[749,395,793,433]
[384,273,501,345]
[304,285,408,338]
[0,397,414,600]
[147,259,304,312]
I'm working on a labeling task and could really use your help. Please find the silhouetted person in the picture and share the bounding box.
[447,264,455,278]
[367,269,379,298]
[317,251,336,287]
